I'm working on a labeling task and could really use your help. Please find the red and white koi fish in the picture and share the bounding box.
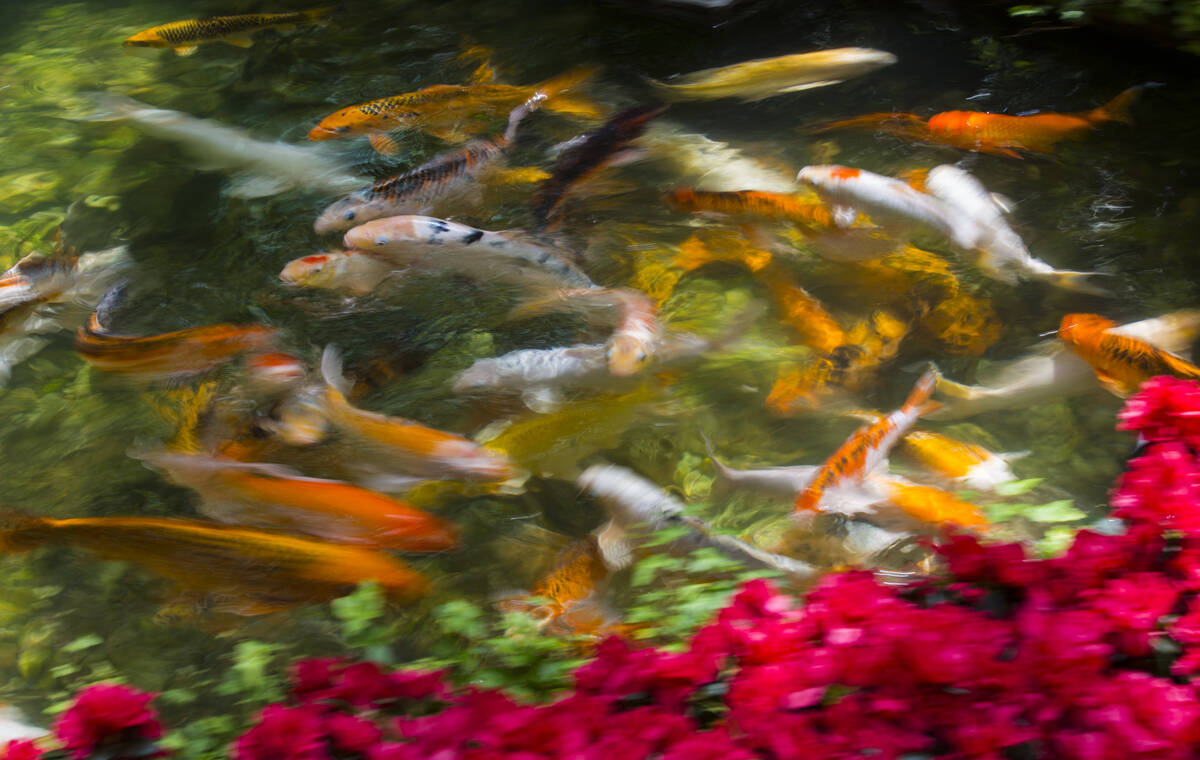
[795,368,940,515]
[279,250,395,295]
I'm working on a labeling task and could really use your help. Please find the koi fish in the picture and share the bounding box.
[497,535,614,635]
[930,309,1200,419]
[1058,313,1200,396]
[279,250,395,295]
[577,464,816,577]
[511,287,661,376]
[313,97,544,234]
[815,86,1142,157]
[340,215,593,289]
[0,512,428,616]
[319,346,514,482]
[123,8,333,55]
[705,435,817,498]
[649,48,896,102]
[923,165,1106,294]
[532,104,667,230]
[137,451,458,552]
[901,429,1022,491]
[83,94,368,199]
[243,352,307,395]
[794,368,939,514]
[866,474,988,529]
[639,120,797,193]
[308,67,598,146]
[75,309,276,382]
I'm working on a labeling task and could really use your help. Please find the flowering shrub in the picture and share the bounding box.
[28,375,1200,759]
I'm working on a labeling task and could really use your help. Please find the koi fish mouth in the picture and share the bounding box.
[307,124,351,140]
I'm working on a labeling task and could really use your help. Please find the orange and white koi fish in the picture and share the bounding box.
[279,250,395,295]
[901,430,1022,491]
[313,97,544,233]
[649,48,896,102]
[815,86,1142,158]
[512,287,661,377]
[308,67,597,146]
[866,474,988,529]
[319,346,513,482]
[75,306,276,382]
[794,368,940,514]
[0,512,428,616]
[532,104,667,230]
[137,451,459,552]
[931,310,1200,419]
[124,8,332,56]
[1058,313,1200,396]
[244,352,307,394]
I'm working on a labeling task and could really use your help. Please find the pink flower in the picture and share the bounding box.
[1111,442,1200,535]
[324,713,381,754]
[0,741,42,760]
[1085,573,1178,656]
[53,684,163,760]
[234,704,327,760]
[1118,376,1200,447]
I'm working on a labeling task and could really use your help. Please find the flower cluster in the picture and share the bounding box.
[0,683,164,760]
[32,376,1200,759]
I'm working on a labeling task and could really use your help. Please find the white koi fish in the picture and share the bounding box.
[278,249,395,295]
[703,434,817,498]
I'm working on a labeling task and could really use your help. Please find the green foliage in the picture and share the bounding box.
[332,582,399,663]
[1006,0,1200,50]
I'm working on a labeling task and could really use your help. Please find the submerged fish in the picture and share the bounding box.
[314,97,544,233]
[138,451,459,551]
[650,48,897,102]
[83,94,368,199]
[640,120,797,193]
[513,287,661,376]
[308,67,598,145]
[705,435,817,499]
[930,310,1200,419]
[532,104,667,230]
[0,513,428,616]
[497,535,615,636]
[901,429,1022,491]
[75,310,276,382]
[1058,312,1200,396]
[279,250,395,295]
[795,368,939,515]
[866,474,988,530]
[319,346,514,482]
[816,86,1142,157]
[124,8,332,56]
[340,215,593,289]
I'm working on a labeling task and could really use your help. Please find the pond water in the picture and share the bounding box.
[1,0,1199,747]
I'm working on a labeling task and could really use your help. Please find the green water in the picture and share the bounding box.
[1,0,1199,744]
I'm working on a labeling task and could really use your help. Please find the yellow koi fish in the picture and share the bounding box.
[124,9,333,56]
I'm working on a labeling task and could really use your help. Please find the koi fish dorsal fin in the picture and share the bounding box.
[320,345,352,397]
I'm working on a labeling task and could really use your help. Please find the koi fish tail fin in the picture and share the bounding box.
[320,344,353,397]
[700,432,737,494]
[1031,269,1113,297]
[78,91,140,123]
[502,93,548,145]
[1089,85,1144,125]
[927,365,977,402]
[533,66,605,119]
[0,511,53,553]
[902,368,941,418]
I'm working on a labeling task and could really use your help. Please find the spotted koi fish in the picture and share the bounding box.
[75,312,276,382]
[1058,312,1200,396]
[532,104,667,230]
[315,96,543,233]
[124,9,333,56]
[308,66,598,147]
[794,368,939,514]
[815,86,1142,158]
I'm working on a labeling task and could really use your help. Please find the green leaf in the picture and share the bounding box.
[1027,499,1086,523]
[62,633,103,653]
[995,478,1044,496]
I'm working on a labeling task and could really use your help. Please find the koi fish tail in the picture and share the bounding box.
[929,366,979,402]
[701,432,737,494]
[319,345,353,397]
[1087,85,1144,125]
[301,7,336,24]
[901,368,941,417]
[502,94,548,144]
[0,511,54,553]
[1030,269,1112,297]
[533,67,605,118]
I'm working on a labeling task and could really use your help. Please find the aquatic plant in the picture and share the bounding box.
[30,375,1200,757]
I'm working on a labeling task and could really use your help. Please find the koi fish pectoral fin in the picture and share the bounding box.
[1092,369,1130,397]
[367,133,403,155]
[593,520,634,571]
[172,45,199,56]
[222,35,255,48]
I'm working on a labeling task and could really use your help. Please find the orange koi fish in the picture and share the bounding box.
[319,347,514,482]
[794,368,939,514]
[243,352,307,396]
[664,188,836,229]
[867,474,988,529]
[75,312,275,381]
[815,86,1142,158]
[0,513,428,616]
[499,535,612,635]
[901,430,1021,491]
[1058,312,1200,396]
[308,66,598,147]
[760,264,846,354]
[124,8,332,56]
[139,451,459,552]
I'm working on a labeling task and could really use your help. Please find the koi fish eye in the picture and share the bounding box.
[374,237,389,247]
[636,351,648,363]
[343,210,356,221]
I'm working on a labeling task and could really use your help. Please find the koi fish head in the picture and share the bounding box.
[280,253,341,289]
[245,352,307,392]
[663,188,698,212]
[123,30,170,48]
[1057,313,1114,345]
[268,387,330,446]
[307,109,362,140]
[605,334,653,377]
[342,217,421,253]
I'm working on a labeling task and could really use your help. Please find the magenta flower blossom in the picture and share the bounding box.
[0,741,42,760]
[234,704,328,760]
[53,684,163,760]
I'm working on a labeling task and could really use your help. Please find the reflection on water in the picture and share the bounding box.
[1,0,1199,739]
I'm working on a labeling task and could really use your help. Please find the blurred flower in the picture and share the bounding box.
[234,704,327,760]
[0,741,41,760]
[53,683,163,760]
